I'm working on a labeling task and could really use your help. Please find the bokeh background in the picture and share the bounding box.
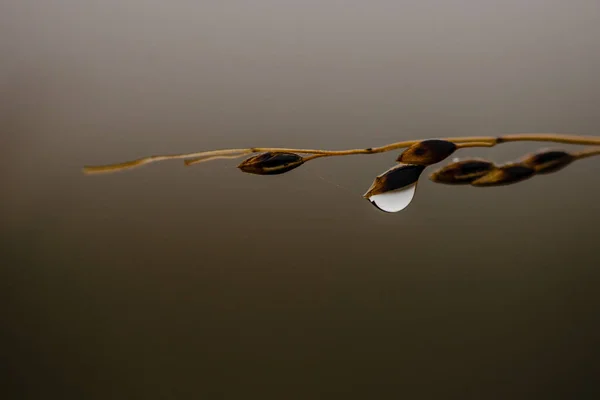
[2,1,600,398]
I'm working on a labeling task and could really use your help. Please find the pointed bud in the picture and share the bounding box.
[237,152,305,175]
[520,149,575,174]
[470,163,535,187]
[396,139,457,165]
[429,158,497,184]
[363,164,426,212]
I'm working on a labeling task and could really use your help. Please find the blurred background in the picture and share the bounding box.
[2,1,600,398]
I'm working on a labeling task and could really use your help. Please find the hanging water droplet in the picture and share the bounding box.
[367,183,418,213]
[363,164,424,213]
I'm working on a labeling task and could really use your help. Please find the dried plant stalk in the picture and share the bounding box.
[82,133,600,212]
[573,147,600,160]
[82,133,600,174]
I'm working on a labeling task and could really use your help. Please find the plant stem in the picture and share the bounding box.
[183,150,254,166]
[82,133,600,174]
[573,147,600,160]
[455,141,497,149]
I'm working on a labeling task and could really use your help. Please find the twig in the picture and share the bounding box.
[573,147,600,160]
[82,133,600,175]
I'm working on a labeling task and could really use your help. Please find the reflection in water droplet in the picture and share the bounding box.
[367,184,417,213]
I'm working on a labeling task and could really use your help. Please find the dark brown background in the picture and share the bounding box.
[2,1,600,398]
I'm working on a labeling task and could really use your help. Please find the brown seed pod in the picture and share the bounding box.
[238,152,305,175]
[429,158,497,184]
[363,164,426,212]
[470,163,535,187]
[396,139,457,165]
[520,149,575,174]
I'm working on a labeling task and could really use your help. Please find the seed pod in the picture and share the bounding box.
[520,149,575,174]
[396,139,457,165]
[470,163,535,187]
[237,152,305,175]
[363,164,426,212]
[430,158,497,184]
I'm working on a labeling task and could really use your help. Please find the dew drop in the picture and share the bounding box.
[367,184,417,213]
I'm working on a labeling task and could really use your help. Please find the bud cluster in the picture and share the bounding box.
[430,149,577,186]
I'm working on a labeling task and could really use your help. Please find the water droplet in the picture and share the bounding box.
[367,183,417,213]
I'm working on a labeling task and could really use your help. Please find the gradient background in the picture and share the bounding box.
[2,1,600,398]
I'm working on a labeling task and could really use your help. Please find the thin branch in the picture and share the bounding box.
[455,141,497,149]
[82,133,600,175]
[573,147,600,160]
[183,151,253,166]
